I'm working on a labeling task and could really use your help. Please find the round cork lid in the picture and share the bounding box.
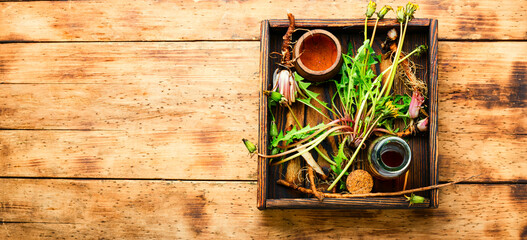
[346,170,374,194]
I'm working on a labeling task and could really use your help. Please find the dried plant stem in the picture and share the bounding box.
[403,171,410,191]
[278,175,478,198]
[370,18,380,47]
[403,170,410,197]
[308,167,324,201]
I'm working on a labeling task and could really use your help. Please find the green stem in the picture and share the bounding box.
[314,146,337,165]
[364,17,368,42]
[370,18,380,47]
[383,16,409,98]
[328,115,383,191]
[268,107,275,122]
[374,46,421,92]
[351,46,420,137]
[283,123,336,149]
[286,104,335,165]
[262,125,336,159]
[353,20,421,134]
[353,97,366,134]
[345,57,356,113]
[272,126,349,165]
[286,104,302,128]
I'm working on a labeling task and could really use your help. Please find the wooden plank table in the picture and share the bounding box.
[0,0,525,238]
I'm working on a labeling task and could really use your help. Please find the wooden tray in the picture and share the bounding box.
[258,19,438,209]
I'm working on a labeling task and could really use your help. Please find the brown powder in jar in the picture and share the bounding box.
[299,34,338,71]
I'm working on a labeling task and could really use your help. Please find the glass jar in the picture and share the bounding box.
[367,136,412,180]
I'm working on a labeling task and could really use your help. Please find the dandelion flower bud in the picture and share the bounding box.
[408,91,425,119]
[242,138,257,153]
[271,147,280,155]
[384,101,399,118]
[417,117,429,132]
[377,5,393,19]
[265,91,283,103]
[273,69,297,106]
[395,6,406,23]
[270,121,278,137]
[415,45,428,57]
[405,193,425,206]
[366,1,377,18]
[405,2,419,20]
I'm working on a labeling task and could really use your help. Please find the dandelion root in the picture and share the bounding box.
[277,175,479,198]
[308,167,324,201]
[281,13,295,65]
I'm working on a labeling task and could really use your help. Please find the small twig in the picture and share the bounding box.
[420,108,429,117]
[403,170,410,197]
[293,28,311,33]
[278,175,479,199]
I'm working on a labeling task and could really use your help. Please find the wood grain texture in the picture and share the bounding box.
[438,42,527,135]
[0,41,525,181]
[429,19,439,208]
[268,18,430,28]
[0,82,258,130]
[0,180,526,239]
[257,20,270,209]
[266,197,430,209]
[0,130,257,180]
[0,0,526,41]
[0,42,259,131]
[0,128,522,181]
[438,133,527,182]
[0,41,259,84]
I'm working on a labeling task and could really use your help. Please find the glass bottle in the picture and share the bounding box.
[367,136,412,180]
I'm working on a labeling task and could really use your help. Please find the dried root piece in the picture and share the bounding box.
[271,13,298,107]
[308,167,324,201]
[396,128,413,137]
[277,174,479,199]
[280,12,296,67]
[346,170,373,194]
[383,28,427,95]
[398,55,427,95]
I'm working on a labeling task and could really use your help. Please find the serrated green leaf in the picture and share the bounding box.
[297,98,330,119]
[295,72,334,118]
[270,123,326,148]
[330,138,350,190]
[270,130,284,148]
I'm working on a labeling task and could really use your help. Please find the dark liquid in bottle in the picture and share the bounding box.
[381,151,404,167]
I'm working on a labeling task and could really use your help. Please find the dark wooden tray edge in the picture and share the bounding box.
[268,18,430,28]
[267,198,430,209]
[428,19,439,208]
[257,20,270,210]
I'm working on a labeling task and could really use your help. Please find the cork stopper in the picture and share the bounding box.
[346,170,374,194]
